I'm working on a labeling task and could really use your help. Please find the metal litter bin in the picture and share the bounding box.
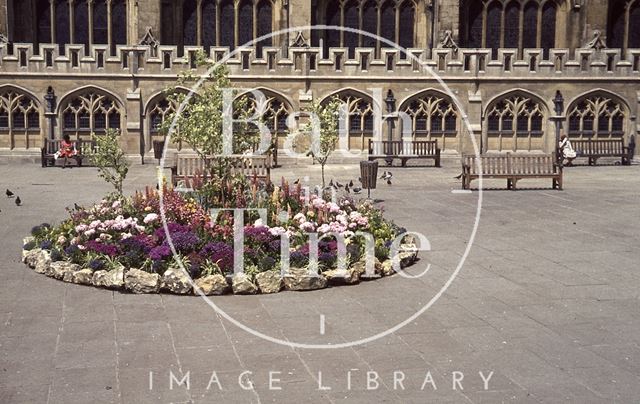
[153,140,165,165]
[360,160,379,198]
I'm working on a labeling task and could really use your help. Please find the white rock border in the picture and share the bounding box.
[21,236,419,295]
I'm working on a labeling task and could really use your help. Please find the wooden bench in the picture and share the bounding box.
[462,153,562,190]
[171,154,271,186]
[41,138,96,168]
[559,138,633,166]
[368,140,441,167]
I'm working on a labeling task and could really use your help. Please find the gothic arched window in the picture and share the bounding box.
[608,0,640,51]
[12,0,127,55]
[567,96,626,139]
[324,92,374,150]
[314,0,415,57]
[461,0,558,59]
[61,91,122,138]
[401,94,458,150]
[0,90,40,133]
[485,94,545,152]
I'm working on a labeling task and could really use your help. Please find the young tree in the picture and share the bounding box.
[90,128,130,196]
[160,52,255,178]
[304,97,342,188]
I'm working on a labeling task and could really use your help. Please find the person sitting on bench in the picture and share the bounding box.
[56,134,78,169]
[559,134,577,166]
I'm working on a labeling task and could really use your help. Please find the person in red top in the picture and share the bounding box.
[58,134,78,168]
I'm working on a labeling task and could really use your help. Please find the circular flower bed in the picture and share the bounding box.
[21,179,419,295]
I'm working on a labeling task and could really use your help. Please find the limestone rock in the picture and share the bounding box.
[72,268,94,285]
[322,268,360,285]
[353,257,384,280]
[232,273,258,295]
[92,266,125,289]
[194,274,229,295]
[125,268,161,293]
[23,236,35,246]
[381,259,395,276]
[34,250,51,274]
[23,248,42,267]
[396,243,418,268]
[284,267,327,291]
[255,271,283,294]
[161,267,193,294]
[49,261,80,280]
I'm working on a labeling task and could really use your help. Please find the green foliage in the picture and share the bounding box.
[90,129,130,196]
[160,55,255,163]
[200,259,222,276]
[303,97,342,187]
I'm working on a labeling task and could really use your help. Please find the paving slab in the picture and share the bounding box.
[0,161,639,402]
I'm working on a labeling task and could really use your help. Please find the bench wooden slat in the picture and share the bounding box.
[172,154,271,186]
[368,139,441,167]
[462,153,562,190]
[562,138,631,165]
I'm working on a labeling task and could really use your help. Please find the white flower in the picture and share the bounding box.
[254,218,264,226]
[121,233,133,240]
[84,229,96,237]
[57,235,67,245]
[99,233,112,241]
[143,213,159,224]
[112,200,121,209]
[268,226,287,236]
[317,224,331,234]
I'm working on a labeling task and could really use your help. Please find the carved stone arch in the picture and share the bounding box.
[484,89,550,117]
[565,90,630,140]
[57,86,124,139]
[483,89,549,152]
[0,85,42,149]
[398,89,460,150]
[56,85,124,115]
[321,88,377,150]
[142,86,194,118]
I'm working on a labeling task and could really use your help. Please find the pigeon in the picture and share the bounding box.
[293,178,300,185]
[15,196,21,206]
[335,180,344,188]
[386,178,392,185]
[345,184,350,193]
[328,179,336,189]
[348,180,354,188]
[379,171,388,179]
[358,177,362,184]
[6,189,14,198]
[353,186,362,194]
[454,173,463,179]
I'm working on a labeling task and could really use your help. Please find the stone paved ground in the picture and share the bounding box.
[0,158,639,403]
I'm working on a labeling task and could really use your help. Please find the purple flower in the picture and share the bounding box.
[244,225,274,244]
[154,223,191,240]
[201,242,234,272]
[85,240,119,257]
[88,259,105,271]
[120,234,156,253]
[39,240,53,250]
[64,245,80,255]
[166,231,200,253]
[149,245,172,261]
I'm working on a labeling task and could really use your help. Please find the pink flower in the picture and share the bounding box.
[269,226,287,236]
[143,213,159,224]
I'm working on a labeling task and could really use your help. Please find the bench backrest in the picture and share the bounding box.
[368,140,438,155]
[571,138,624,155]
[176,154,271,179]
[43,138,95,154]
[509,154,557,175]
[463,153,557,175]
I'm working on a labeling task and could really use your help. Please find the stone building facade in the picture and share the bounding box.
[0,0,638,159]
